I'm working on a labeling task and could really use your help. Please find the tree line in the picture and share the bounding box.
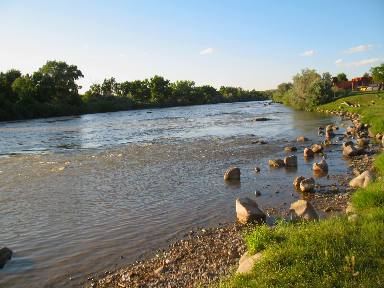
[0,60,271,121]
[272,63,384,110]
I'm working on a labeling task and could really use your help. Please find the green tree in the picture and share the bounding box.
[336,73,348,82]
[370,64,384,89]
[36,60,84,105]
[149,75,172,105]
[12,75,36,104]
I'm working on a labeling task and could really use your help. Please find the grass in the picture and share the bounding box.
[317,91,384,135]
[220,92,384,288]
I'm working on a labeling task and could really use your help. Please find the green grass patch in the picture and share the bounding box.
[352,181,384,210]
[221,217,384,288]
[374,153,384,175]
[318,91,384,135]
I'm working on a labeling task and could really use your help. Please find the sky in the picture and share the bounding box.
[0,0,383,91]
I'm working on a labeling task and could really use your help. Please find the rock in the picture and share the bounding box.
[255,190,261,197]
[224,167,240,181]
[253,117,271,121]
[347,126,356,134]
[313,159,328,173]
[284,146,297,152]
[299,177,315,193]
[268,159,285,168]
[254,167,261,173]
[325,130,334,139]
[343,145,358,157]
[375,133,383,140]
[311,144,323,153]
[284,155,297,167]
[293,176,305,190]
[349,171,373,188]
[297,136,309,142]
[0,247,12,269]
[343,141,354,148]
[303,148,314,158]
[356,138,369,147]
[290,200,319,220]
[236,197,266,224]
[236,251,262,274]
[325,125,333,132]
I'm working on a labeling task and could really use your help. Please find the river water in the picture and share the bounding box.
[0,101,348,287]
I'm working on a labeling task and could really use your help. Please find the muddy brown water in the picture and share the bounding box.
[0,101,351,287]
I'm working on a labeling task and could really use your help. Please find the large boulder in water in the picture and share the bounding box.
[293,176,305,190]
[297,136,309,142]
[290,200,319,220]
[311,144,323,153]
[284,155,297,167]
[224,167,240,181]
[236,197,266,224]
[0,247,12,269]
[300,178,315,192]
[304,148,314,158]
[349,171,373,188]
[268,159,285,168]
[313,159,328,174]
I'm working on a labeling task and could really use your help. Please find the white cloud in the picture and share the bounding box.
[335,58,381,67]
[335,59,343,65]
[344,44,373,54]
[350,58,381,67]
[200,47,214,55]
[300,49,315,57]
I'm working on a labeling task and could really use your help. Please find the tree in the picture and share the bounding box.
[0,69,22,102]
[149,75,172,105]
[12,75,36,103]
[287,69,333,109]
[171,80,197,105]
[370,64,384,89]
[336,73,348,82]
[36,60,84,105]
[272,82,292,103]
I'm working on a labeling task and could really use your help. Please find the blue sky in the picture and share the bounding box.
[0,0,383,91]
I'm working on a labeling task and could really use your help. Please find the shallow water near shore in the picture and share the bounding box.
[0,101,351,287]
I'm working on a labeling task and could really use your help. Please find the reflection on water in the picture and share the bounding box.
[0,102,349,287]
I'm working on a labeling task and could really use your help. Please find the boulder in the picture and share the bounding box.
[254,167,261,173]
[268,159,285,168]
[224,167,240,181]
[253,117,271,121]
[313,159,328,173]
[300,177,315,192]
[311,144,323,153]
[236,251,262,274]
[356,138,369,147]
[293,176,305,190]
[325,125,333,132]
[236,198,266,224]
[284,155,297,167]
[297,136,309,142]
[349,171,373,188]
[0,247,12,269]
[284,146,297,152]
[343,145,358,157]
[290,200,319,220]
[303,148,314,158]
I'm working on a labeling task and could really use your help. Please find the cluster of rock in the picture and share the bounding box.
[0,247,12,269]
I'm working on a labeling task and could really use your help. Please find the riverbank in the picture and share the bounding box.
[88,92,384,288]
[221,92,384,287]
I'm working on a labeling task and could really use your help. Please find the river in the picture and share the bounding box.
[0,101,348,287]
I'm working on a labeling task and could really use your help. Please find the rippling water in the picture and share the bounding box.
[0,101,349,287]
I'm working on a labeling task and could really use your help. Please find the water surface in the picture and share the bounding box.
[0,101,349,287]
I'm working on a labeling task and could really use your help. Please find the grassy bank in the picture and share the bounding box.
[220,92,384,288]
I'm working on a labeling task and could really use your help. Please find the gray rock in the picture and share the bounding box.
[349,171,373,188]
[293,176,305,190]
[304,148,314,158]
[284,155,297,167]
[236,251,262,274]
[224,167,240,181]
[290,200,319,220]
[268,159,285,168]
[299,178,315,193]
[0,247,12,269]
[236,197,266,224]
